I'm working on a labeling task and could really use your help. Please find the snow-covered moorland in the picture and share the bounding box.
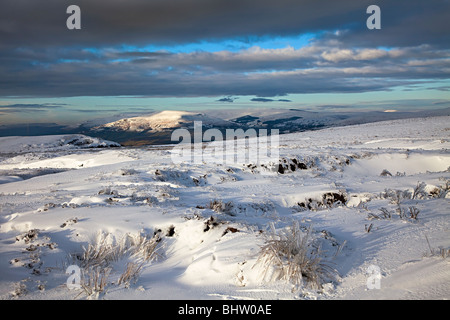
[0,116,449,300]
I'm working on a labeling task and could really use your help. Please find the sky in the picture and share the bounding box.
[0,0,449,125]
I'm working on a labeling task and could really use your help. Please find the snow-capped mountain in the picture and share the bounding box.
[94,110,234,132]
[84,107,450,146]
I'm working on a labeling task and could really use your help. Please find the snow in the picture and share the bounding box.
[0,115,449,300]
[0,134,120,154]
[97,110,234,132]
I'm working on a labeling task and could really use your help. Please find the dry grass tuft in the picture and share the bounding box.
[118,262,144,287]
[209,199,235,215]
[71,231,162,298]
[255,222,336,290]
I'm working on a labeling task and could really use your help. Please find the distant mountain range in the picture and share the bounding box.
[87,109,339,145]
[85,107,450,146]
[1,107,449,146]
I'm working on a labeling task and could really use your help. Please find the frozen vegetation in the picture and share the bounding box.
[0,116,449,300]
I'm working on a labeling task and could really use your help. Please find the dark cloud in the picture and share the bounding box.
[315,105,352,110]
[1,0,448,49]
[0,103,66,114]
[217,96,237,103]
[0,104,69,118]
[251,98,292,102]
[329,1,450,49]
[0,45,446,98]
[0,56,421,98]
[0,0,360,47]
[69,108,122,113]
[251,98,275,102]
[0,0,448,99]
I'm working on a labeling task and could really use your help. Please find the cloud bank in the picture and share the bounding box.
[0,0,448,98]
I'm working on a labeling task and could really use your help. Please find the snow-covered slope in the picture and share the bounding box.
[0,134,120,155]
[96,110,234,132]
[0,116,449,300]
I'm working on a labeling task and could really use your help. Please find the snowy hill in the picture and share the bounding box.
[86,107,450,146]
[95,110,234,132]
[0,116,449,300]
[0,135,121,185]
[89,110,238,146]
[0,134,120,155]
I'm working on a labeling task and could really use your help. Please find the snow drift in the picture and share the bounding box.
[0,116,449,300]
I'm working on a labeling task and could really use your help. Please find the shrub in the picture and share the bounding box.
[378,188,422,222]
[117,262,143,287]
[424,235,450,259]
[255,222,336,290]
[80,266,111,298]
[365,223,374,233]
[296,191,347,212]
[380,169,392,177]
[209,199,235,215]
[407,206,420,220]
[71,231,162,298]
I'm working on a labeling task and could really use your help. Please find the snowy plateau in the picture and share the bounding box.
[0,116,449,300]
